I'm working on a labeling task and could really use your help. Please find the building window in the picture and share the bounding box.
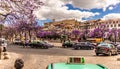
[111,25,113,27]
[113,21,115,23]
[117,21,118,23]
[114,24,116,27]
[118,24,120,27]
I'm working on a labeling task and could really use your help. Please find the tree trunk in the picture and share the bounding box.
[28,30,32,41]
[20,32,22,40]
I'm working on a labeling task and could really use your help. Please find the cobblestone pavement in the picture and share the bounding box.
[0,53,120,69]
[0,44,120,69]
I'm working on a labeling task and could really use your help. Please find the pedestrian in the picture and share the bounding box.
[2,40,7,52]
[22,40,25,48]
[14,58,24,69]
[25,39,29,48]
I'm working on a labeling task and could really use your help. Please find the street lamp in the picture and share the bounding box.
[114,28,117,44]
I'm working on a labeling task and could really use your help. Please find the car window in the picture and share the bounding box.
[98,44,109,47]
[111,45,115,48]
[81,43,85,45]
[86,42,91,45]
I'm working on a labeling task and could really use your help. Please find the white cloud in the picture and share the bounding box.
[34,0,99,21]
[108,6,114,10]
[102,13,120,20]
[63,0,120,11]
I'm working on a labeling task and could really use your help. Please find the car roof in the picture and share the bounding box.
[47,63,107,69]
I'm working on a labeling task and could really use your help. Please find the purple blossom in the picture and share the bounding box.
[37,31,51,38]
[71,30,80,35]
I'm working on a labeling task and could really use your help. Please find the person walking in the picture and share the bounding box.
[2,40,7,52]
[25,39,29,48]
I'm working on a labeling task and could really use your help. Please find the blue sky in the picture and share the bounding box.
[66,3,120,20]
[36,0,120,26]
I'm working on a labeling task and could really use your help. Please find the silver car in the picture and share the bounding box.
[95,43,118,56]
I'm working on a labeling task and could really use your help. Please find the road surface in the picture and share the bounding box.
[1,44,120,69]
[7,44,95,56]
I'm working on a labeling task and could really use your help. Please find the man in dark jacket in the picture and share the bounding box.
[14,58,24,69]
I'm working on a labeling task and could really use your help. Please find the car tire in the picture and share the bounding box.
[74,48,77,50]
[115,52,118,55]
[41,46,44,49]
[45,46,48,49]
[64,46,67,48]
[91,47,94,50]
[78,47,81,50]
[96,53,99,56]
[108,52,112,56]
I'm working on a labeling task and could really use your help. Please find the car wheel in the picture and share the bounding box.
[96,53,99,56]
[108,52,112,56]
[41,46,44,49]
[74,48,77,50]
[78,47,81,50]
[45,46,48,49]
[91,47,94,50]
[64,46,67,48]
[115,52,118,55]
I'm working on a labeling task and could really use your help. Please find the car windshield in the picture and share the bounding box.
[39,41,46,44]
[98,44,111,47]
[99,45,108,47]
[80,42,90,45]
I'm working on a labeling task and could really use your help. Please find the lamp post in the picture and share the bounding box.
[114,29,117,44]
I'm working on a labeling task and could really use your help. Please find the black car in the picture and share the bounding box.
[73,42,95,50]
[62,41,73,48]
[95,43,118,56]
[29,41,54,49]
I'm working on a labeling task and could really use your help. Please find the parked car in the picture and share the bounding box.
[95,43,118,56]
[46,57,108,69]
[73,42,95,50]
[62,41,73,48]
[29,41,54,49]
[13,39,22,45]
[117,44,120,53]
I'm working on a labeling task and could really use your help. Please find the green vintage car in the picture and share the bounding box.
[62,41,73,48]
[46,57,108,69]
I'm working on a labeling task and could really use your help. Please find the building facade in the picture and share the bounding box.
[43,18,120,33]
[43,19,80,32]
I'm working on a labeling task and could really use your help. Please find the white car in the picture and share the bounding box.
[13,39,22,45]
